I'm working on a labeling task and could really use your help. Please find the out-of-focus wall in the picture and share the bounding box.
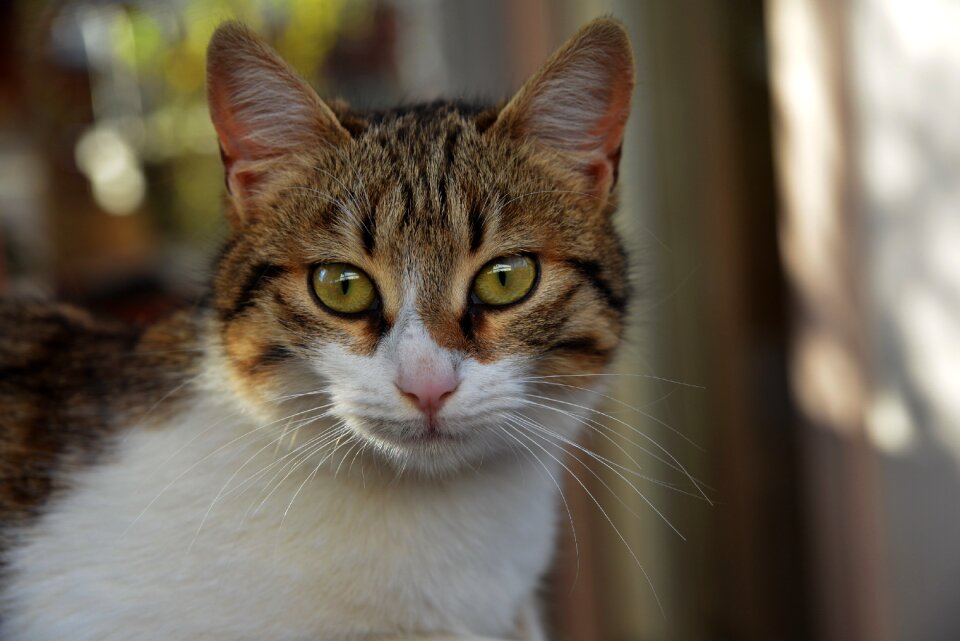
[850,0,960,641]
[855,1,960,639]
[770,0,960,640]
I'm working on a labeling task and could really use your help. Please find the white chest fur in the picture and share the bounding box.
[1,404,561,641]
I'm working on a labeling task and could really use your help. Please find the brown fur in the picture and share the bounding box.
[209,97,630,382]
[0,303,200,527]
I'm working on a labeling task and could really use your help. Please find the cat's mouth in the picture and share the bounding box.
[404,429,464,445]
[336,408,520,473]
[364,419,467,445]
[345,414,479,453]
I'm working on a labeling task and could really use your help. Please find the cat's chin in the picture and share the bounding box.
[345,415,510,476]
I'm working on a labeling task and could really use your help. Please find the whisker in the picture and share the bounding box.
[503,422,665,616]
[522,372,705,390]
[316,139,374,216]
[334,439,361,480]
[306,164,371,236]
[511,396,679,476]
[277,432,357,539]
[508,414,686,540]
[507,411,709,501]
[245,425,350,520]
[219,416,341,501]
[522,380,703,451]
[347,440,367,478]
[521,394,712,504]
[186,417,341,554]
[494,415,580,586]
[125,404,335,535]
[152,407,244,472]
[510,396,658,483]
[270,403,335,456]
[289,185,372,243]
[121,371,207,444]
[270,389,330,403]
[288,186,357,222]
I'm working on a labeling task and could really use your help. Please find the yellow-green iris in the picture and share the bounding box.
[472,255,538,306]
[312,263,377,314]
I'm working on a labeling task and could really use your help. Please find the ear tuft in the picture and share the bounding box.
[491,18,635,197]
[206,22,350,220]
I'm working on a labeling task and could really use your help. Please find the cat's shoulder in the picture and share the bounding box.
[0,299,141,393]
[0,300,201,524]
[0,298,200,374]
[0,298,129,352]
[0,301,131,523]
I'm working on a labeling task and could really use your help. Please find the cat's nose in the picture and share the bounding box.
[396,370,459,417]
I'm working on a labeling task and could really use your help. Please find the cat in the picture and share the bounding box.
[0,16,633,641]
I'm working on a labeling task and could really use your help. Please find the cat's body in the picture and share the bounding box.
[0,327,556,639]
[0,19,634,641]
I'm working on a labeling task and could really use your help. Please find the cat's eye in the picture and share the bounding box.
[311,263,377,314]
[472,255,538,306]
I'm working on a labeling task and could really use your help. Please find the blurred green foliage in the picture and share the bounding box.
[86,0,371,239]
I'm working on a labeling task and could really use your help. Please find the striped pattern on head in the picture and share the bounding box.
[206,19,635,473]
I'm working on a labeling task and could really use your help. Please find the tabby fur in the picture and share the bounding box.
[0,18,634,641]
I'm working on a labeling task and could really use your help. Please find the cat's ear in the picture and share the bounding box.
[490,18,634,199]
[206,22,350,223]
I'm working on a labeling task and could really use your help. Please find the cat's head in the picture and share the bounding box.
[205,19,634,475]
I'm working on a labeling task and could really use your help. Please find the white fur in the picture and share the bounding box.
[1,394,562,640]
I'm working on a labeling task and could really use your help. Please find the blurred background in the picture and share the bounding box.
[0,1,958,640]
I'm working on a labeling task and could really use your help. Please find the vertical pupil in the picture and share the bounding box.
[340,273,350,295]
[498,268,508,287]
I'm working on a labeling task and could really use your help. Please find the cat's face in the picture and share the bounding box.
[206,20,634,474]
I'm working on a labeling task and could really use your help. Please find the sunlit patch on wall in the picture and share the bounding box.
[791,328,864,435]
[900,287,960,459]
[866,389,914,454]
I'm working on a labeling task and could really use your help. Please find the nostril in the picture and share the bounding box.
[395,379,459,415]
[397,387,420,407]
[431,385,458,411]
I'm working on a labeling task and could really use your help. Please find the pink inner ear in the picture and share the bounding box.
[210,85,254,198]
[586,157,614,197]
[209,84,247,158]
[225,159,272,203]
[591,79,632,191]
[593,82,632,154]
[577,93,630,196]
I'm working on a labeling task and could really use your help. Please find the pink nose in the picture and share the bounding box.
[396,372,459,416]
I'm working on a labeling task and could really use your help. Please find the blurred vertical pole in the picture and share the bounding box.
[766,1,891,641]
[668,2,809,640]
[599,2,807,640]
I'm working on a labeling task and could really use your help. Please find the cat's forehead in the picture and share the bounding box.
[302,102,541,259]
[347,100,498,142]
[347,110,504,312]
